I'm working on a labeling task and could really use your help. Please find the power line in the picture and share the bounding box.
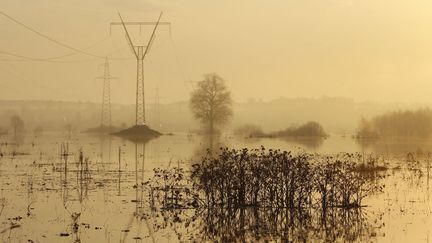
[0,44,134,63]
[0,11,148,63]
[44,36,110,60]
[0,50,97,63]
[167,34,194,90]
[0,62,80,99]
[44,37,134,61]
[0,11,105,59]
[0,37,112,62]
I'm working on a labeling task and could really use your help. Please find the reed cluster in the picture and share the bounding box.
[190,148,384,210]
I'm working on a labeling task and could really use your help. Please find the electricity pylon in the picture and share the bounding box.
[111,12,169,126]
[96,57,115,128]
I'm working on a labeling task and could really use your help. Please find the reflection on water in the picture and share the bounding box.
[278,136,325,151]
[0,132,430,242]
[151,206,382,242]
[355,137,432,155]
[145,163,383,242]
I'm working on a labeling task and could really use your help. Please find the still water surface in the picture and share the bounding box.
[0,132,431,242]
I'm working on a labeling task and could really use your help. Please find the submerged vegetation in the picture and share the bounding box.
[1,132,431,242]
[146,147,387,241]
[356,108,432,139]
[190,147,383,209]
[147,148,388,210]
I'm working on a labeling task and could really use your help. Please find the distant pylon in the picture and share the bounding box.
[96,57,115,128]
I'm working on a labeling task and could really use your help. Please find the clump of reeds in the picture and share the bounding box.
[145,148,386,242]
[147,148,385,211]
[190,147,384,210]
[313,153,385,210]
[147,167,200,210]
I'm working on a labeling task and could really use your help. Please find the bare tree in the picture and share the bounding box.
[190,73,233,135]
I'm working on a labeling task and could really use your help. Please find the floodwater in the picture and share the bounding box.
[0,132,431,242]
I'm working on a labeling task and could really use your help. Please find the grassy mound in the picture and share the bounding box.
[271,121,328,138]
[235,121,328,139]
[112,125,162,141]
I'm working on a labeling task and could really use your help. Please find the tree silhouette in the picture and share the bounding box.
[190,73,233,135]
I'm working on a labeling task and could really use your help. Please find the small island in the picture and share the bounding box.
[234,121,328,139]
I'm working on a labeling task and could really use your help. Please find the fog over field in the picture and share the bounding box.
[0,97,429,134]
[1,1,432,242]
[2,0,432,104]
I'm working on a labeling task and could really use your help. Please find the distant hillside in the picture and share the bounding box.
[0,97,429,134]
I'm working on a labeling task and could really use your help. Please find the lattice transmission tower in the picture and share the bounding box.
[110,12,170,126]
[96,57,115,128]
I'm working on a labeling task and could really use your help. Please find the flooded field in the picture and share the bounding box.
[0,132,431,242]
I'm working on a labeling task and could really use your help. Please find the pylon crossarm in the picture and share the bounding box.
[143,12,163,58]
[117,12,138,59]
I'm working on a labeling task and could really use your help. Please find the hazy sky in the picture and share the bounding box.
[1,0,432,104]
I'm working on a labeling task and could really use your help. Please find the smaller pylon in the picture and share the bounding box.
[85,57,118,134]
[97,57,115,128]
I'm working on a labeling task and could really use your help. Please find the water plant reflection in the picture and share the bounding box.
[146,147,386,242]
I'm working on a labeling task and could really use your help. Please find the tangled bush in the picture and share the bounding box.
[147,148,385,211]
[147,167,201,210]
[146,148,386,242]
[190,148,384,210]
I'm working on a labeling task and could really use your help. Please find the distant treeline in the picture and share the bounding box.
[356,108,432,139]
[234,121,328,138]
[0,98,429,134]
